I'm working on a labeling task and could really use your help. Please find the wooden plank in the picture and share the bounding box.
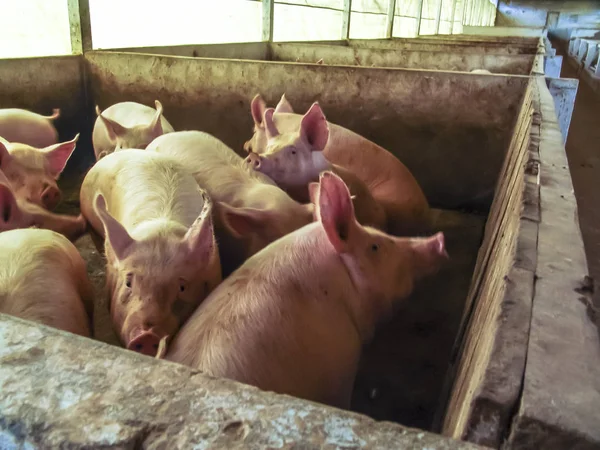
[416,0,424,36]
[450,0,458,34]
[434,0,444,35]
[262,0,274,42]
[67,0,92,53]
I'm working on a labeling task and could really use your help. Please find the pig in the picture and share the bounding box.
[243,94,430,236]
[146,131,315,276]
[0,228,94,337]
[0,108,60,149]
[166,171,447,408]
[245,106,387,230]
[0,135,78,210]
[79,149,222,357]
[92,100,175,160]
[0,165,86,241]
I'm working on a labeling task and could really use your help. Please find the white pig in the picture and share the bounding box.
[0,135,78,210]
[79,149,222,357]
[0,228,94,337]
[0,108,60,149]
[92,100,175,160]
[147,131,314,276]
[166,171,447,408]
[244,94,430,236]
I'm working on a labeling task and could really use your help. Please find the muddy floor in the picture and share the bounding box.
[56,161,484,430]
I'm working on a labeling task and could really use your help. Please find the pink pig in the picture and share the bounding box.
[0,167,86,241]
[0,228,94,337]
[166,171,447,408]
[147,131,314,276]
[0,135,78,210]
[244,94,430,235]
[80,149,222,357]
[245,105,387,230]
[92,100,175,160]
[0,108,60,149]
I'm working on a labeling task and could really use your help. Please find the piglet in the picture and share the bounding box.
[0,170,86,241]
[0,135,78,210]
[166,171,447,408]
[80,149,222,357]
[147,131,314,276]
[244,94,430,235]
[245,106,387,230]
[93,100,175,160]
[0,108,60,149]
[0,228,94,337]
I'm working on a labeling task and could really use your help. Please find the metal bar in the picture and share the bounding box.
[434,0,444,35]
[415,0,424,36]
[342,0,352,40]
[385,0,397,38]
[449,0,458,34]
[262,0,274,42]
[67,0,92,53]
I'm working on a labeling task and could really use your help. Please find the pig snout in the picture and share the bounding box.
[245,152,262,170]
[127,329,164,357]
[41,185,61,210]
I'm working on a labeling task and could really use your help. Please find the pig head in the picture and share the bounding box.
[94,193,221,357]
[0,135,78,209]
[243,94,294,154]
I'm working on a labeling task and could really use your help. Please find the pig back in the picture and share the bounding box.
[0,228,93,337]
[0,109,58,148]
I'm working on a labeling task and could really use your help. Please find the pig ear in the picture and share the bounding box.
[94,193,135,261]
[300,103,329,151]
[149,100,165,136]
[183,193,216,262]
[219,202,269,239]
[96,107,128,142]
[44,134,79,179]
[263,109,279,139]
[411,232,449,278]
[0,182,21,226]
[251,94,267,127]
[274,94,294,114]
[0,142,9,169]
[318,171,355,253]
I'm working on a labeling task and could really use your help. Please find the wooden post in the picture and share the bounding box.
[342,0,352,40]
[434,0,444,35]
[415,0,424,36]
[386,0,397,38]
[67,0,92,54]
[449,0,458,34]
[262,0,274,42]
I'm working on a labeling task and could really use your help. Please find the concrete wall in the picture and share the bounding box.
[497,0,600,30]
[85,51,529,212]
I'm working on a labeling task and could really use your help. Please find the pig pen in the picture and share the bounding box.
[0,51,598,449]
[110,37,538,75]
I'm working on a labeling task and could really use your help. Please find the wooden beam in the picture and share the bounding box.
[67,0,92,53]
[449,0,458,34]
[434,0,444,35]
[415,0,424,36]
[342,0,352,40]
[385,0,397,38]
[262,0,274,42]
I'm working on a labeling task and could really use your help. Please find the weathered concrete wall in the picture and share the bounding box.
[546,77,579,143]
[270,43,535,75]
[85,51,529,212]
[0,55,93,173]
[544,55,563,77]
[506,75,600,450]
[0,313,483,450]
[497,0,600,30]
[438,80,537,448]
[107,41,269,60]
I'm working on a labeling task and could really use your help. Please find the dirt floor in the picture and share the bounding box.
[552,41,600,309]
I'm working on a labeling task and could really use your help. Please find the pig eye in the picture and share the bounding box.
[125,273,133,288]
[291,150,296,155]
[371,243,379,252]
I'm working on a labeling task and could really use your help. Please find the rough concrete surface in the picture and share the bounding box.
[506,76,600,449]
[0,314,484,450]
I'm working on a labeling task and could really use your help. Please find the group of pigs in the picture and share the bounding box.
[0,96,447,408]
